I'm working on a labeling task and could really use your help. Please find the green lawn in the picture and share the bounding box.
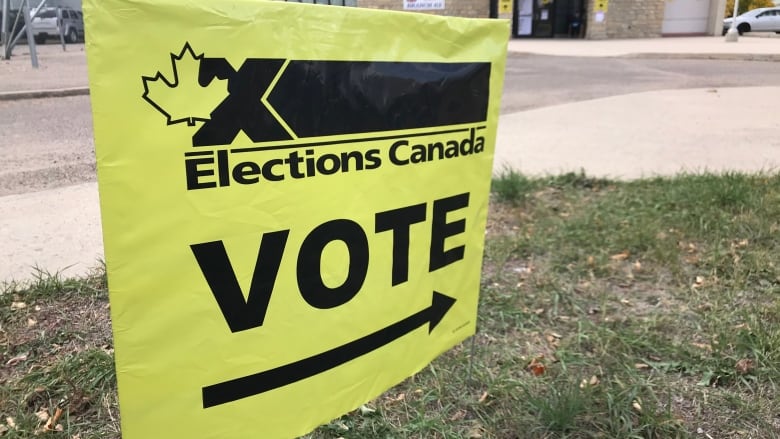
[2,171,779,438]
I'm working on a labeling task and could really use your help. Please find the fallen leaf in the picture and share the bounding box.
[690,342,712,351]
[27,318,37,327]
[478,391,489,403]
[633,260,642,271]
[0,425,8,435]
[358,404,376,415]
[620,299,631,306]
[10,302,26,310]
[526,356,546,376]
[735,359,754,375]
[5,353,28,366]
[533,308,545,315]
[450,410,467,421]
[589,375,600,386]
[587,255,595,266]
[35,408,50,422]
[467,425,484,438]
[388,393,405,403]
[5,418,16,429]
[610,251,630,261]
[44,406,65,431]
[632,400,642,412]
[635,363,650,370]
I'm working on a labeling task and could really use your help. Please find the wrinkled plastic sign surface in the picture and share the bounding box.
[84,0,508,437]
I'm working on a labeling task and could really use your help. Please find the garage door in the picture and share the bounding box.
[662,0,711,34]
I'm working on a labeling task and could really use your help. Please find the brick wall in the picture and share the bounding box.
[357,0,490,18]
[586,0,666,39]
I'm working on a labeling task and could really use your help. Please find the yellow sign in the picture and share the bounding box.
[596,0,609,12]
[499,0,514,14]
[84,0,508,438]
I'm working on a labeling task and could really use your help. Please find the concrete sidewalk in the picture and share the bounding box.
[495,86,780,178]
[2,37,780,284]
[507,35,780,59]
[0,43,89,96]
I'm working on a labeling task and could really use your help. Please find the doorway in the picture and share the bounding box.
[513,0,585,38]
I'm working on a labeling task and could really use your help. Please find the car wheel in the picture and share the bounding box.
[66,28,78,44]
[737,23,750,35]
[33,35,46,44]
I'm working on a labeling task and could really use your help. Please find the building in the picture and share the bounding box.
[360,0,728,39]
[9,0,730,39]
[583,0,727,39]
[357,0,727,39]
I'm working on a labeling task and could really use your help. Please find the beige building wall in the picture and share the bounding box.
[707,0,727,35]
[357,0,491,18]
[586,0,666,39]
[586,0,724,39]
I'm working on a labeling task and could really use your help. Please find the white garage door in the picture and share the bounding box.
[662,0,711,34]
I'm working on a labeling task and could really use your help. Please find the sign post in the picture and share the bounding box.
[84,1,508,437]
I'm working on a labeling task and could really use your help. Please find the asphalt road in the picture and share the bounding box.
[3,55,780,196]
[501,54,780,113]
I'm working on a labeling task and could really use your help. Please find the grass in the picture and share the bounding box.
[2,171,780,438]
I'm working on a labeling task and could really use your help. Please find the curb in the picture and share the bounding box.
[0,87,90,101]
[621,53,780,62]
[507,51,780,62]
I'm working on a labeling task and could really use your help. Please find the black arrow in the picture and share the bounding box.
[202,291,456,408]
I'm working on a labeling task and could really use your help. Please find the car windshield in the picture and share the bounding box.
[36,10,57,18]
[739,9,768,18]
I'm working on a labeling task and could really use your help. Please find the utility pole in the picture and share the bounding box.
[21,0,38,67]
[725,0,740,42]
[3,0,47,66]
[2,0,10,55]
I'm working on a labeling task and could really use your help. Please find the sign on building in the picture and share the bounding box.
[84,0,507,437]
[404,0,445,10]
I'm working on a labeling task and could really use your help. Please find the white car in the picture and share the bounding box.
[31,7,84,44]
[723,7,780,35]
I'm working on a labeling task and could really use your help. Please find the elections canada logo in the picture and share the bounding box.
[142,43,492,190]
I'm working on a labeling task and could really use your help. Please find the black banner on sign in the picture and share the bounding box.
[269,61,491,138]
[191,57,491,146]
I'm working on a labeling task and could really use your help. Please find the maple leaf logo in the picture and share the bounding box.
[142,43,228,127]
